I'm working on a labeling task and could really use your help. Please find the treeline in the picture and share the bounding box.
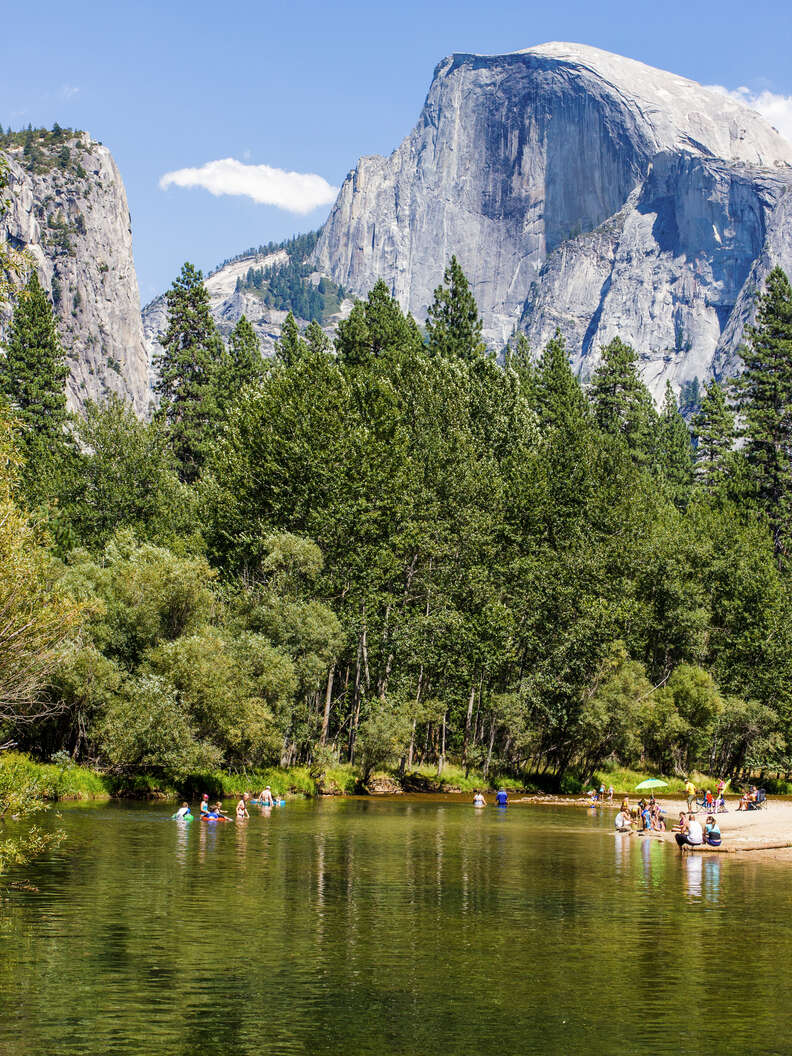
[3,167,792,790]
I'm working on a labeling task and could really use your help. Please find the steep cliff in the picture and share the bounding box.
[313,43,792,398]
[1,129,149,414]
[142,240,351,374]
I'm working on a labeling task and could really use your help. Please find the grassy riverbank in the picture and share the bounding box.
[1,752,736,804]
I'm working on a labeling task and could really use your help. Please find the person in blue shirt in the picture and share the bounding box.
[495,788,508,807]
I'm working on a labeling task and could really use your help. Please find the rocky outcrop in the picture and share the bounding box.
[313,43,792,399]
[1,133,149,414]
[142,249,352,378]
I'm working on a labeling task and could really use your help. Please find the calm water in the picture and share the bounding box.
[2,797,791,1056]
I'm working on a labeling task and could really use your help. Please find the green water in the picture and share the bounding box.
[2,797,791,1056]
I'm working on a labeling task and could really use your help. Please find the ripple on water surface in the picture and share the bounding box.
[2,798,791,1056]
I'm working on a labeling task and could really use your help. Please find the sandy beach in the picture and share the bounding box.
[523,794,792,857]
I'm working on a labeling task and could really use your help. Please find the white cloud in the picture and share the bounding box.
[159,157,338,214]
[708,84,792,144]
[60,84,80,100]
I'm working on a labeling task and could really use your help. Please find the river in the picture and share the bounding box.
[2,796,790,1055]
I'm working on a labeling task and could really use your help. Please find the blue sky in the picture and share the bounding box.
[2,0,791,303]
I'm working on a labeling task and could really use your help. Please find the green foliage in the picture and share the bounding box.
[733,267,792,556]
[589,337,658,466]
[154,263,226,483]
[0,270,76,506]
[0,753,67,874]
[425,256,486,361]
[692,380,736,492]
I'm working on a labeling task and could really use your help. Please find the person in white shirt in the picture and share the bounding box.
[675,813,703,847]
[614,810,631,832]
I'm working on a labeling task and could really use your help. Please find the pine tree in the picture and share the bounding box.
[425,256,486,361]
[304,320,331,355]
[227,315,263,387]
[0,271,70,440]
[733,267,792,554]
[589,337,657,464]
[656,381,693,504]
[531,330,589,432]
[336,280,419,367]
[692,380,735,491]
[155,263,225,483]
[277,311,305,367]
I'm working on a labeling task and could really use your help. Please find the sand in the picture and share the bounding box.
[520,794,792,856]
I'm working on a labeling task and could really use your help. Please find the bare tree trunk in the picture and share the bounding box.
[437,710,447,777]
[320,664,335,746]
[484,715,496,778]
[462,682,476,770]
[348,637,363,763]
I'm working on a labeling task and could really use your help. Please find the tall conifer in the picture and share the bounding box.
[589,337,657,464]
[155,263,225,483]
[734,266,792,554]
[656,381,693,504]
[426,256,486,361]
[692,380,736,491]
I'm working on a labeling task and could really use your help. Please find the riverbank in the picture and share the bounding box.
[529,792,792,855]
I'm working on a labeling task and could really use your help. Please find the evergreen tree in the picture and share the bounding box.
[425,256,486,361]
[0,271,70,440]
[692,380,736,491]
[304,320,331,355]
[226,315,263,389]
[336,280,420,367]
[656,381,693,504]
[277,311,306,367]
[531,330,589,432]
[155,263,225,483]
[589,337,657,464]
[733,267,792,554]
[0,271,76,507]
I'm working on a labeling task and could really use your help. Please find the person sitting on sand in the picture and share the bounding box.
[473,790,486,807]
[651,804,666,832]
[259,786,275,807]
[703,815,721,847]
[737,786,758,811]
[675,813,703,848]
[614,809,631,833]
[236,793,250,819]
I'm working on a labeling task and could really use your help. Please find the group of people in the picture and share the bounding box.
[587,785,615,803]
[737,785,761,810]
[472,789,509,807]
[674,812,722,848]
[172,787,278,822]
[686,778,728,813]
[613,795,666,833]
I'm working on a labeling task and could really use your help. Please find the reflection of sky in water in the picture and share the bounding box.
[685,853,703,898]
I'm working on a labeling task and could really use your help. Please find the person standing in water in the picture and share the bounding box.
[473,790,486,807]
[200,794,210,817]
[236,792,250,819]
[259,786,275,807]
[495,788,508,807]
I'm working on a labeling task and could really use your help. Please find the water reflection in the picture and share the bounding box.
[684,852,703,898]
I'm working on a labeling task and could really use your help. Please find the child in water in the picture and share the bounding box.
[172,802,191,820]
[236,793,250,819]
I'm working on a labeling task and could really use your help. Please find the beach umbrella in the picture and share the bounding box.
[634,779,668,791]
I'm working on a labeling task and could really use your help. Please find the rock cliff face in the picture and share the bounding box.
[1,133,149,414]
[313,43,792,398]
[142,248,352,377]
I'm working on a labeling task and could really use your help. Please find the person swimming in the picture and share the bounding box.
[172,802,191,820]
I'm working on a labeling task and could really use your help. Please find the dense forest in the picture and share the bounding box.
[3,155,792,813]
[232,231,347,323]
